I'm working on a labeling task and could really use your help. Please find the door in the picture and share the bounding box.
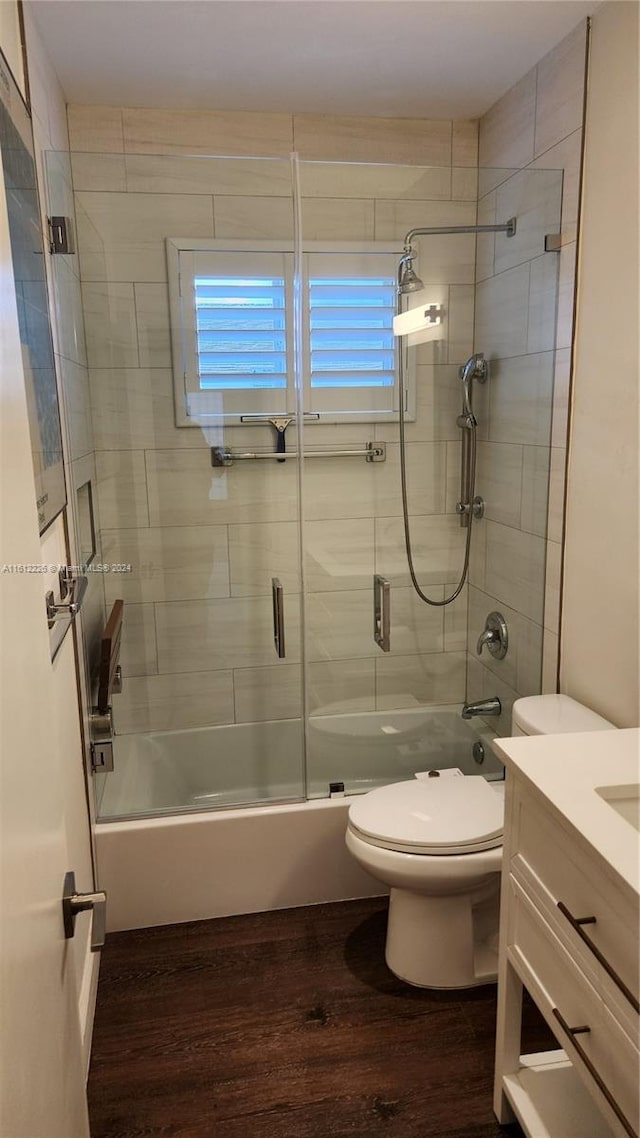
[0,101,90,1138]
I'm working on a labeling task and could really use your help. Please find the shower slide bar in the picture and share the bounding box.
[211,442,386,467]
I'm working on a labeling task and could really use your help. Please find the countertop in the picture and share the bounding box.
[493,728,640,898]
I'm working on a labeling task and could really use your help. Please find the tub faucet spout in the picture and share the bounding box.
[461,697,501,720]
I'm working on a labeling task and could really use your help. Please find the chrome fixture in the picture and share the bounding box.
[476,611,509,660]
[472,740,485,765]
[62,870,107,952]
[211,441,386,467]
[396,219,516,608]
[272,578,285,658]
[45,569,88,626]
[461,697,502,720]
[373,574,391,652]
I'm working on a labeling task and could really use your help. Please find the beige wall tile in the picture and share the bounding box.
[302,198,375,241]
[479,68,536,170]
[302,442,446,521]
[488,352,553,445]
[307,586,444,661]
[156,594,302,673]
[375,365,462,445]
[520,446,550,538]
[233,664,302,723]
[125,154,292,196]
[119,602,157,676]
[71,153,127,192]
[122,107,294,157]
[60,357,93,461]
[541,629,559,693]
[228,522,300,597]
[102,525,230,604]
[83,281,139,368]
[95,450,150,529]
[468,510,487,591]
[543,538,561,634]
[451,167,478,201]
[305,519,374,592]
[466,654,520,736]
[530,129,582,244]
[527,253,560,354]
[546,447,565,545]
[146,449,298,527]
[494,168,563,274]
[551,347,571,449]
[213,195,294,240]
[51,258,88,367]
[375,514,465,587]
[114,670,235,733]
[447,284,475,364]
[485,520,546,623]
[468,584,543,697]
[67,104,124,153]
[476,190,496,283]
[534,21,588,159]
[443,587,468,651]
[475,264,530,359]
[134,283,171,368]
[476,442,524,528]
[308,659,376,715]
[452,121,478,168]
[299,162,451,200]
[375,652,466,710]
[89,368,207,451]
[555,241,577,351]
[293,114,452,166]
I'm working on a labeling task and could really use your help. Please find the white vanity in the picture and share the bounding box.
[493,728,639,1138]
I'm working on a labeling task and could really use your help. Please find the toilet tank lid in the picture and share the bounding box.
[512,694,614,735]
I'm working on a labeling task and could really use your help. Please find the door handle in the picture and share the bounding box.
[272,577,285,658]
[62,870,107,952]
[373,574,390,652]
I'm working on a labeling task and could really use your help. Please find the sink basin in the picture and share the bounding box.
[595,783,640,832]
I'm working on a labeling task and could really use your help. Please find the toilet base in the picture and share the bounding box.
[385,882,500,989]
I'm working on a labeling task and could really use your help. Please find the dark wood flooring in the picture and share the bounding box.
[88,897,555,1138]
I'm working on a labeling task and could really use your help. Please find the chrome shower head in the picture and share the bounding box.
[398,259,424,294]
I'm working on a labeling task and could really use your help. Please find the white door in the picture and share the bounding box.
[0,133,91,1138]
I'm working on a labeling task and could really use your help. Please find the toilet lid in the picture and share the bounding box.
[348,776,504,855]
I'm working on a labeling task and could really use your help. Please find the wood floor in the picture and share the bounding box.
[88,897,554,1138]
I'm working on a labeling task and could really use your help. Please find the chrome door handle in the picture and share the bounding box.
[62,870,107,952]
[373,574,390,652]
[272,577,285,658]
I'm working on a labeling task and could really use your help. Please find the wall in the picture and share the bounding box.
[469,20,588,732]
[561,1,639,727]
[67,107,479,749]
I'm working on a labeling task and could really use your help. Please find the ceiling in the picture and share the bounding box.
[29,0,595,120]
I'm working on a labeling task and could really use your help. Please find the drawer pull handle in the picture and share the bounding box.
[552,1009,637,1138]
[557,902,640,1013]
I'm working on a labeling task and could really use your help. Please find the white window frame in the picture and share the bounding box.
[166,237,417,427]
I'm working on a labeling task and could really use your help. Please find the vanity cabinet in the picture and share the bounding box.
[493,733,639,1138]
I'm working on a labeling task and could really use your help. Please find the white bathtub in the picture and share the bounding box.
[95,705,503,932]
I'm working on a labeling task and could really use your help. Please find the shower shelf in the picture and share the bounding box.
[211,442,386,467]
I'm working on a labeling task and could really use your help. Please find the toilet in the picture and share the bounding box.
[345,694,614,990]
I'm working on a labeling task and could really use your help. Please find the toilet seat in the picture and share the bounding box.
[348,776,504,856]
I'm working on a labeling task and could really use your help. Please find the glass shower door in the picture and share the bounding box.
[67,152,306,818]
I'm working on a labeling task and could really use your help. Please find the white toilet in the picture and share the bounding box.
[345,694,614,990]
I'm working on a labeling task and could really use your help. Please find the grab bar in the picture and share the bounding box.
[373,574,391,652]
[272,578,285,658]
[212,442,386,467]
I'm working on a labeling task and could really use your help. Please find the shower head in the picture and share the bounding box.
[459,353,488,419]
[398,259,424,294]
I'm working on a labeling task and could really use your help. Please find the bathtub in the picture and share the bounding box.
[95,704,503,932]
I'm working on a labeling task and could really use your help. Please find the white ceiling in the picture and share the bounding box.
[29,0,595,119]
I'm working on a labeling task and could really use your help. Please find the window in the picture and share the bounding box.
[167,240,415,426]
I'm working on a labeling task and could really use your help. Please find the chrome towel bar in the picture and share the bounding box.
[211,442,386,467]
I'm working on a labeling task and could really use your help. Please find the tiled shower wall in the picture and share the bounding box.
[467,20,588,733]
[67,107,480,735]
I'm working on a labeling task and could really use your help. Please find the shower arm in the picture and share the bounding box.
[402,217,516,254]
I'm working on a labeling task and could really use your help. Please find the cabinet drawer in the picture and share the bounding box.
[512,789,640,1011]
[508,876,639,1137]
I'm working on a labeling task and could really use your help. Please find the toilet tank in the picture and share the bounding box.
[511,694,614,737]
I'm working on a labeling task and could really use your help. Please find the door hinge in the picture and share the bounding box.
[48,216,75,255]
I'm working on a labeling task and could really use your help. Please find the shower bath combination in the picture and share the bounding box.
[395,217,516,607]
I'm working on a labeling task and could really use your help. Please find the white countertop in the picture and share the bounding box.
[493,728,640,897]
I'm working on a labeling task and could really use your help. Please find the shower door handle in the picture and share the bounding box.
[272,578,285,658]
[373,575,391,652]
